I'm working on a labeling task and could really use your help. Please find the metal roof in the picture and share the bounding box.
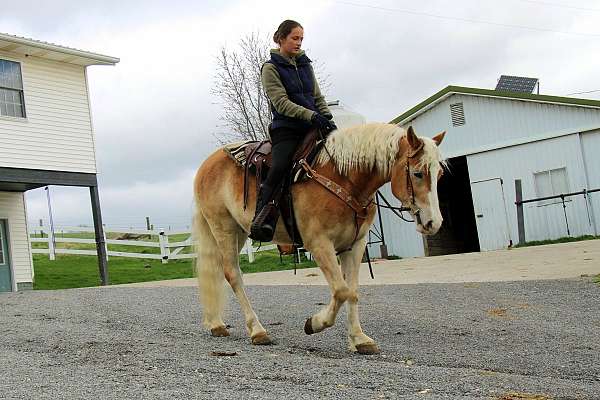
[390,86,600,125]
[0,32,119,66]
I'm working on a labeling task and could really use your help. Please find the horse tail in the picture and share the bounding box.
[192,201,226,329]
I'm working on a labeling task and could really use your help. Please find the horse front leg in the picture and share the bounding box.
[339,237,380,354]
[303,241,353,335]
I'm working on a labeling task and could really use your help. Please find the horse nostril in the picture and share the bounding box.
[425,220,434,230]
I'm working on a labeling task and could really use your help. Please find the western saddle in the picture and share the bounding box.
[240,128,324,247]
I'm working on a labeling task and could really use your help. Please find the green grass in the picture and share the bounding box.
[32,250,317,290]
[594,274,600,285]
[514,235,600,248]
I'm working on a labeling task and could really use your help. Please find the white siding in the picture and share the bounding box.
[0,192,33,287]
[405,94,600,157]
[367,183,424,258]
[467,135,595,244]
[0,50,96,173]
[580,129,600,236]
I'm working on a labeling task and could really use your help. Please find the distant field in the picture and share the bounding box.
[32,249,317,290]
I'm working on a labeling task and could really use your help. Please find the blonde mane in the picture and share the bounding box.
[316,123,443,177]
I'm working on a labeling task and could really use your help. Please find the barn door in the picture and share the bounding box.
[0,220,13,292]
[471,179,512,251]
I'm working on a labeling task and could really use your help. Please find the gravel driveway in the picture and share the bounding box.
[1,278,599,399]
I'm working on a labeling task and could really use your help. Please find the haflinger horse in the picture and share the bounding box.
[193,123,445,354]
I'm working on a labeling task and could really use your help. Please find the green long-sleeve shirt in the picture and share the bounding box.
[261,49,331,122]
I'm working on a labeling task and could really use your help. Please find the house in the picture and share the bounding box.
[368,85,600,258]
[0,33,119,292]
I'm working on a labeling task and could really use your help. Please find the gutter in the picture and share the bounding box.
[0,32,120,65]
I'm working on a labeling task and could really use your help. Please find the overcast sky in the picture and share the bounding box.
[3,0,600,230]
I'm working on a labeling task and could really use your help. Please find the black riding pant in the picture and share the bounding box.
[263,127,307,190]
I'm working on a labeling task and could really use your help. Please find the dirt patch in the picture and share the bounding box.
[487,308,509,318]
[497,392,551,400]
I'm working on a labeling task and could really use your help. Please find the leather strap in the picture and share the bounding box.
[243,141,269,210]
[299,160,371,218]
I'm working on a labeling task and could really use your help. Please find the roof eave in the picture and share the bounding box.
[0,33,119,66]
[390,85,600,126]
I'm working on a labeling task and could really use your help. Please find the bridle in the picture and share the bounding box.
[403,140,425,226]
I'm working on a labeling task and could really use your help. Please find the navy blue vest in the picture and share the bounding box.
[265,52,317,131]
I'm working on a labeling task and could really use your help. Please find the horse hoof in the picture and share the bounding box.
[304,317,315,335]
[355,343,380,355]
[251,332,273,345]
[210,326,230,337]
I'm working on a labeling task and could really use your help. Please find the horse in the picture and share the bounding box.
[192,123,446,354]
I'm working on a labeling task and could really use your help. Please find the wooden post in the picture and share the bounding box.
[515,179,526,245]
[245,238,254,263]
[103,227,109,261]
[159,230,169,264]
[48,225,56,261]
[90,185,109,286]
[146,217,151,231]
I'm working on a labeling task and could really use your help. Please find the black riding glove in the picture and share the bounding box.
[311,112,336,132]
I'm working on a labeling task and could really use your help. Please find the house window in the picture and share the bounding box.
[0,59,26,118]
[534,167,570,205]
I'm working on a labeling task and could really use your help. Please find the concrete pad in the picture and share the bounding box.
[117,239,600,288]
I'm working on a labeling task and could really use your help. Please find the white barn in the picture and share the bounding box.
[0,33,118,292]
[368,85,600,258]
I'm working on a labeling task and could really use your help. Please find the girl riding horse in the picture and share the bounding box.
[251,19,337,242]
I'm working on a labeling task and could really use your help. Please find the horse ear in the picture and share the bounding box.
[432,131,446,146]
[406,126,420,149]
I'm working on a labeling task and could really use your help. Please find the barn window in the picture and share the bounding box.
[449,102,465,126]
[0,59,26,118]
[534,167,570,206]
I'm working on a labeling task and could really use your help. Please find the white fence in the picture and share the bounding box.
[30,226,277,263]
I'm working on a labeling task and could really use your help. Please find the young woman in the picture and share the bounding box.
[250,19,337,241]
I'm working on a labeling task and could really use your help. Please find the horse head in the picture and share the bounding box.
[390,126,446,235]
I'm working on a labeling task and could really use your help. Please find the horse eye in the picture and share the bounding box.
[413,172,424,179]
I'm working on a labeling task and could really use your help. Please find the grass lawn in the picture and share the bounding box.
[32,250,317,290]
[515,235,600,248]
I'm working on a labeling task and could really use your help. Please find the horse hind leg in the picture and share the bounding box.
[229,229,272,345]
[206,214,272,345]
[194,209,229,337]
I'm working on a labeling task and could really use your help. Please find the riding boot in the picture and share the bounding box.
[249,184,280,242]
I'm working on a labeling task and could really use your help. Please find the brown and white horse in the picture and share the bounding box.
[193,123,445,354]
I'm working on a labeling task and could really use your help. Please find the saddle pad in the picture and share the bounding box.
[223,141,253,167]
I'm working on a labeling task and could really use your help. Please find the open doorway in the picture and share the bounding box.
[424,156,480,256]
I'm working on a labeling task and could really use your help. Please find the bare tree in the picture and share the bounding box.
[212,32,331,143]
